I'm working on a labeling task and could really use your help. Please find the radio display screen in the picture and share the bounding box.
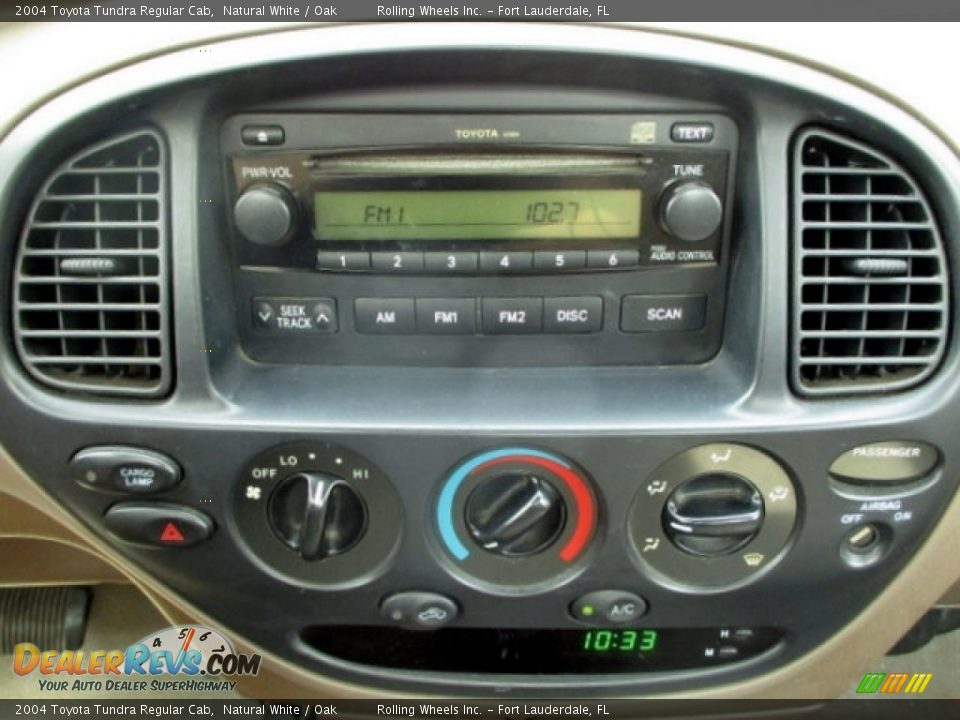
[313,189,642,241]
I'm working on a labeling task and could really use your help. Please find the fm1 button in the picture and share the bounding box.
[571,590,647,625]
[103,503,214,548]
[381,591,458,630]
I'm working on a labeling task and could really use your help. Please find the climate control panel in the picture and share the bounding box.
[43,432,951,693]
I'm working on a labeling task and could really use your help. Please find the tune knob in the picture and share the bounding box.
[233,183,297,246]
[268,472,367,560]
[659,181,723,243]
[464,471,567,557]
[662,473,764,557]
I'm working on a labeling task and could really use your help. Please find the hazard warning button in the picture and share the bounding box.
[103,503,214,548]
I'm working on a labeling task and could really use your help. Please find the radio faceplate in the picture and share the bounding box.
[221,114,738,366]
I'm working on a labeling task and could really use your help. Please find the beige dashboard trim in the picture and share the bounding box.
[1,441,958,699]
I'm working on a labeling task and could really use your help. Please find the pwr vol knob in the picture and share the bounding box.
[435,447,600,593]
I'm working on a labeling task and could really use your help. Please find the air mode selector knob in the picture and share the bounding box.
[662,473,764,557]
[268,472,367,560]
[465,471,567,557]
[659,181,723,243]
[233,183,297,246]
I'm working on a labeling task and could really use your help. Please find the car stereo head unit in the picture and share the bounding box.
[221,114,738,368]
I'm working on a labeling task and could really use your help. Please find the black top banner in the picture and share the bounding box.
[4,0,960,21]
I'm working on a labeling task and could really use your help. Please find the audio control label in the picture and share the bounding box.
[435,447,599,592]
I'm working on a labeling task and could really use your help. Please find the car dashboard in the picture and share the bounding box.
[1,22,960,699]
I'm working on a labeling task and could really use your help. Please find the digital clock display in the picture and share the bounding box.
[582,629,658,653]
[313,189,642,241]
[301,626,782,674]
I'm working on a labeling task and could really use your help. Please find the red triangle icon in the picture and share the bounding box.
[159,522,185,543]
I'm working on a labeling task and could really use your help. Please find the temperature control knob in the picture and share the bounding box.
[233,183,297,246]
[662,473,763,557]
[268,472,366,560]
[659,181,723,243]
[465,471,567,557]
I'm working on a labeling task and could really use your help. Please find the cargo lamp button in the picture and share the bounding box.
[71,446,181,495]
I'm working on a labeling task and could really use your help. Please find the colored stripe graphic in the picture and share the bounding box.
[436,447,588,561]
[857,672,933,695]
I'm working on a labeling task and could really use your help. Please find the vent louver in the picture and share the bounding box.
[792,129,949,396]
[13,130,171,397]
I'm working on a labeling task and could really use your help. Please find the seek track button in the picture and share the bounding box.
[254,297,338,333]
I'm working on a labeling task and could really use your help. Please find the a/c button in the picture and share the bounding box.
[621,294,706,333]
[571,590,648,625]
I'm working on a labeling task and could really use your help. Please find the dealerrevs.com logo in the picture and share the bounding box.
[13,626,261,693]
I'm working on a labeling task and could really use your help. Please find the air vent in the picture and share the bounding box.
[792,128,949,396]
[12,130,171,397]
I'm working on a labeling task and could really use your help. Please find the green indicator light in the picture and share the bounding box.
[581,605,595,616]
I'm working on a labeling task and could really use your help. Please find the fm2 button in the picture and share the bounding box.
[381,591,458,630]
[571,590,648,625]
[71,446,181,495]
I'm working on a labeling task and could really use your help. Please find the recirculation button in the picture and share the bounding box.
[829,441,939,485]
[103,503,214,548]
[381,592,458,630]
[71,446,181,495]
